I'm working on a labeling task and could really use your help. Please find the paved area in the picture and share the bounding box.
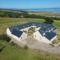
[23,36,60,54]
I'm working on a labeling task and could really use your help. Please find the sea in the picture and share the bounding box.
[22,8,60,13]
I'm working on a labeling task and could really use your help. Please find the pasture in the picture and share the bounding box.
[0,18,60,60]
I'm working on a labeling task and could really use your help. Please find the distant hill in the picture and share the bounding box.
[0,8,60,13]
[0,8,60,20]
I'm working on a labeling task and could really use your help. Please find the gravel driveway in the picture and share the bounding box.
[23,36,60,54]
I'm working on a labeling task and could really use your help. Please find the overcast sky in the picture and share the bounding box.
[0,0,60,9]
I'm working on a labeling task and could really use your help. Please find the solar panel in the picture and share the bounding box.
[9,22,56,39]
[44,32,56,40]
[39,30,45,36]
[39,27,49,35]
[11,28,23,37]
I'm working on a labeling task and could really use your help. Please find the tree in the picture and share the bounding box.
[44,17,54,24]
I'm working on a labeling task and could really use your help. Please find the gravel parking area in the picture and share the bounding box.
[23,36,60,54]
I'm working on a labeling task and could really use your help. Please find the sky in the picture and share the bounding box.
[0,0,60,9]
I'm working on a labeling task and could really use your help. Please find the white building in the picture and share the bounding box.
[6,22,57,44]
[33,31,57,43]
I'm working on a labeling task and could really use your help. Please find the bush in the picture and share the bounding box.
[44,17,54,24]
[0,34,10,42]
[24,45,28,50]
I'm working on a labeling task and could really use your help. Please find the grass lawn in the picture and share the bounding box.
[0,17,60,34]
[0,18,60,60]
[53,20,60,28]
[0,43,60,60]
[29,12,60,17]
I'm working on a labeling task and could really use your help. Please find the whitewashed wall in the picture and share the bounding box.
[49,36,57,43]
[7,28,57,44]
[7,28,20,40]
[33,31,50,43]
[19,32,27,40]
[6,28,27,41]
[6,28,27,47]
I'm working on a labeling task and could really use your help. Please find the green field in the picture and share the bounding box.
[30,12,60,17]
[0,18,45,34]
[0,18,60,60]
